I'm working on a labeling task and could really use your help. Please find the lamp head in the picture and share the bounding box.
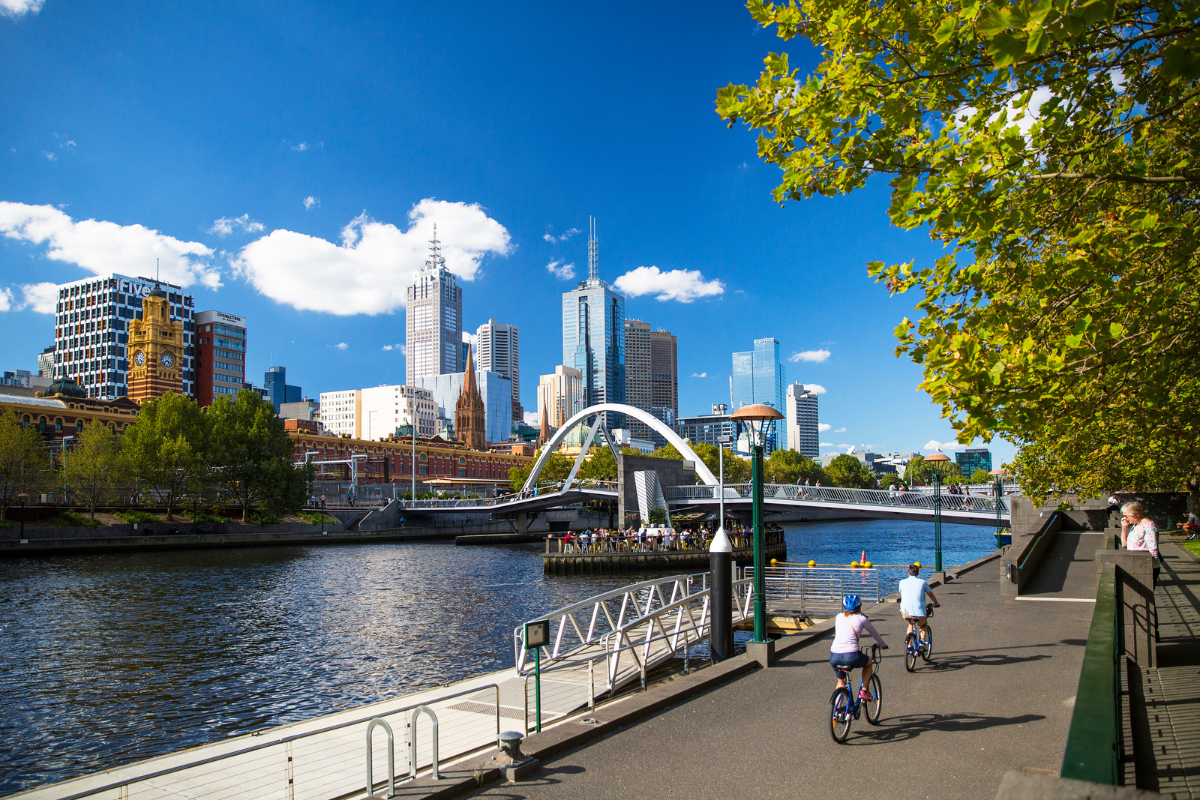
[730,404,783,445]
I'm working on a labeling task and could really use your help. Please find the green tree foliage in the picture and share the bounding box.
[509,447,574,491]
[970,468,993,484]
[122,392,208,521]
[690,442,752,484]
[208,389,309,521]
[880,473,904,489]
[765,448,825,485]
[578,445,618,481]
[825,454,878,488]
[0,408,51,518]
[718,0,1200,502]
[61,421,126,520]
[650,443,684,461]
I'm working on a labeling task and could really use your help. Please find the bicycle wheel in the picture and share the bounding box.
[921,627,934,662]
[865,674,883,725]
[830,687,853,743]
[904,633,917,672]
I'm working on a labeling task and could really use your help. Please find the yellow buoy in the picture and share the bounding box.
[864,561,873,568]
[851,561,860,569]
[770,558,777,566]
[808,560,816,568]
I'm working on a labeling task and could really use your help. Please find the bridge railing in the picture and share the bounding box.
[665,484,1012,514]
[401,482,618,509]
[744,565,881,615]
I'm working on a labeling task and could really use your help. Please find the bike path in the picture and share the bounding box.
[465,562,1096,800]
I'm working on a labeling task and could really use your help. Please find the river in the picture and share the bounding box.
[0,519,998,795]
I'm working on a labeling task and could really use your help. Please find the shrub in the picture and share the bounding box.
[297,511,338,525]
[114,510,161,524]
[48,510,102,528]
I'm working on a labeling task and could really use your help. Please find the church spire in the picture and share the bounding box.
[455,348,487,451]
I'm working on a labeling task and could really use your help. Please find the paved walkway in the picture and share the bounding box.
[1140,540,1200,798]
[465,553,1099,800]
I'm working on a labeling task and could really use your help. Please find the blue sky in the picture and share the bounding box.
[0,0,1015,465]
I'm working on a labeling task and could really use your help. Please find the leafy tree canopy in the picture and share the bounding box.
[61,420,126,520]
[719,0,1200,502]
[765,448,825,484]
[691,442,753,484]
[825,454,878,488]
[123,392,208,520]
[0,408,50,517]
[970,467,994,484]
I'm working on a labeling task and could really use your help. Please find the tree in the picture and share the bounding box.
[61,421,125,521]
[690,442,752,484]
[825,454,877,488]
[208,389,308,521]
[904,456,928,486]
[718,0,1200,502]
[880,473,903,490]
[765,448,824,485]
[970,468,992,484]
[578,445,618,481]
[509,447,574,491]
[122,392,208,521]
[0,408,51,520]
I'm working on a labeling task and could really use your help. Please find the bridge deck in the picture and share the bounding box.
[463,559,1096,800]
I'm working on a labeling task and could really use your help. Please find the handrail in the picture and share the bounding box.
[365,718,395,799]
[1017,512,1060,570]
[663,483,1014,515]
[409,706,439,782]
[43,682,499,800]
[1060,562,1120,784]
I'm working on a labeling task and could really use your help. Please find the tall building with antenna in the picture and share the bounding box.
[406,225,464,384]
[561,217,625,428]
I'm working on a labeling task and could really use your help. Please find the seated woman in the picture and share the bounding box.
[1121,501,1160,585]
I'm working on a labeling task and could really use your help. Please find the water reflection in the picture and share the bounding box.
[0,520,994,794]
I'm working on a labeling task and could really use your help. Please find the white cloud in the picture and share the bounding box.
[923,440,968,452]
[292,142,309,152]
[21,282,57,313]
[614,266,724,303]
[790,349,831,363]
[543,226,581,243]
[382,343,406,354]
[63,140,76,148]
[523,411,539,427]
[546,259,576,280]
[834,427,846,433]
[209,214,265,237]
[818,423,831,432]
[41,151,56,161]
[0,201,221,288]
[0,0,44,17]
[819,442,833,447]
[303,196,319,210]
[334,342,349,350]
[0,287,13,311]
[804,384,827,395]
[234,199,511,316]
[692,372,707,378]
[836,443,853,450]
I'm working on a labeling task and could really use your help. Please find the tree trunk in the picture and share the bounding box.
[165,496,173,522]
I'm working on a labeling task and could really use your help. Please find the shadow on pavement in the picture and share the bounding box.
[919,652,1053,673]
[851,712,1046,744]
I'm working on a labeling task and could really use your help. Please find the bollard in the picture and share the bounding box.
[709,526,733,663]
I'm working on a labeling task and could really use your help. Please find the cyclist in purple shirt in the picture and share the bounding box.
[830,595,887,699]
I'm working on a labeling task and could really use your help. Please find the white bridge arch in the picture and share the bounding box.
[522,403,718,491]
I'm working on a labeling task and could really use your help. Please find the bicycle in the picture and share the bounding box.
[829,644,884,743]
[903,604,935,672]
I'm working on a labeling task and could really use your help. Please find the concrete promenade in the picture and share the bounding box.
[465,542,1101,800]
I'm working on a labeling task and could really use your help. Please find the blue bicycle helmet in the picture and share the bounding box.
[842,594,862,612]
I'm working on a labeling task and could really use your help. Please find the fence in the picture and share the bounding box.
[665,483,1013,514]
[744,565,881,615]
[26,683,504,800]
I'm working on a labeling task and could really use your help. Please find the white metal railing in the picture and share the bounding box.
[745,566,881,615]
[664,483,1014,515]
[26,683,501,800]
[401,482,618,509]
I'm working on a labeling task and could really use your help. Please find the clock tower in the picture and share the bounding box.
[127,284,185,403]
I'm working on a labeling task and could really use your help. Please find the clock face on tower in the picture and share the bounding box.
[133,350,145,367]
[160,352,175,368]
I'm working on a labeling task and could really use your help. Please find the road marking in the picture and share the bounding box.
[1014,596,1096,602]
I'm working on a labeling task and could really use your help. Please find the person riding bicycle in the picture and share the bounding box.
[899,563,939,640]
[830,595,887,699]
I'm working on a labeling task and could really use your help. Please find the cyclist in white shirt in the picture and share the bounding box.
[898,564,940,640]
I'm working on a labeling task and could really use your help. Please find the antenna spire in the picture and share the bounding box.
[587,216,599,282]
[426,223,446,272]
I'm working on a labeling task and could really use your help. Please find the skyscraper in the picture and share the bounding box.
[264,366,301,412]
[623,319,652,441]
[731,338,787,453]
[538,365,584,430]
[476,319,520,423]
[52,274,196,400]
[562,218,625,427]
[194,311,246,407]
[649,329,678,418]
[785,383,819,458]
[406,226,463,384]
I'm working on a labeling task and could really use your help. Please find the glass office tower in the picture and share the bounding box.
[561,218,625,429]
[731,338,787,454]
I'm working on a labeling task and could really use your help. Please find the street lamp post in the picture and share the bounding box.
[994,476,1003,550]
[730,404,783,668]
[16,493,28,539]
[709,435,733,663]
[924,452,950,574]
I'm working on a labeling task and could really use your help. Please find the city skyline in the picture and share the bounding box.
[0,0,1015,464]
